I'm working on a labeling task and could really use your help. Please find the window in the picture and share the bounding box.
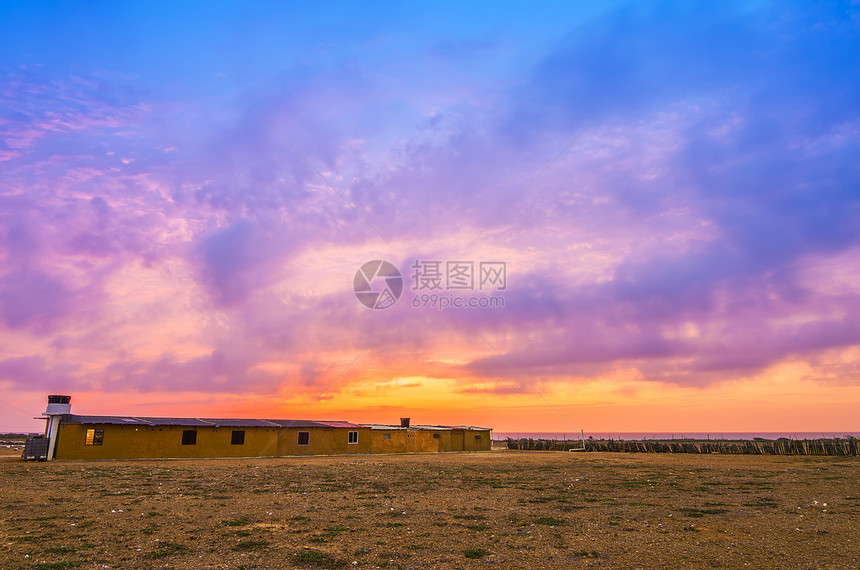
[181,430,197,445]
[231,430,245,445]
[348,431,358,444]
[297,431,310,445]
[433,433,441,439]
[85,429,104,446]
[383,433,391,439]
[475,434,482,440]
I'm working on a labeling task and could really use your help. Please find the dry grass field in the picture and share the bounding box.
[1,447,858,569]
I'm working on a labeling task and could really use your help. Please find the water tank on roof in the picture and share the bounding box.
[400,417,410,428]
[45,395,71,415]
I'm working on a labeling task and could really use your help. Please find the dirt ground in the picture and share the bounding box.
[1,447,858,569]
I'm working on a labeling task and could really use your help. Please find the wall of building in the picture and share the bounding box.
[369,430,408,453]
[275,427,371,456]
[465,429,492,451]
[368,429,490,453]
[54,422,490,460]
[54,424,282,460]
[450,430,465,452]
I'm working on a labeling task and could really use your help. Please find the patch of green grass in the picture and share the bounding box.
[464,548,491,559]
[743,501,778,508]
[385,522,403,528]
[233,539,269,551]
[676,508,727,518]
[535,517,565,526]
[14,534,47,542]
[292,549,346,568]
[141,526,158,535]
[236,530,252,537]
[34,563,78,570]
[222,515,250,526]
[527,495,571,504]
[466,524,491,531]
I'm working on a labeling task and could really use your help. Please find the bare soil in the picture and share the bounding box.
[1,448,858,569]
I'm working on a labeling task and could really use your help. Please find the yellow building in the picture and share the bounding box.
[29,396,492,460]
[365,425,493,454]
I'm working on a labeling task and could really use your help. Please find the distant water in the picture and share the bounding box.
[494,431,860,441]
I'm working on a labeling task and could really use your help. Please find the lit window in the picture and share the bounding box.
[297,431,310,445]
[85,429,104,446]
[231,430,245,445]
[348,431,358,444]
[181,430,197,445]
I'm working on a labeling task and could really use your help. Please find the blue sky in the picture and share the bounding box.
[1,2,859,432]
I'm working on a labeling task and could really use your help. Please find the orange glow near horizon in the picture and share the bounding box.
[5,358,860,435]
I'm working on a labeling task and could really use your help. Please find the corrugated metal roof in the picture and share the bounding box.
[137,417,217,427]
[59,415,492,431]
[61,415,304,428]
[353,423,492,431]
[61,415,151,425]
[206,419,280,428]
[315,421,364,429]
[265,419,330,429]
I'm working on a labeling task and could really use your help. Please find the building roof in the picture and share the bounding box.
[58,415,365,429]
[58,415,491,431]
[349,423,492,431]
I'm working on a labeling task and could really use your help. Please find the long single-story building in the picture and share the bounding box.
[26,396,492,460]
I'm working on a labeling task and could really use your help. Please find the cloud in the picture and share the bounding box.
[3,2,860,411]
[0,270,77,333]
[0,354,78,391]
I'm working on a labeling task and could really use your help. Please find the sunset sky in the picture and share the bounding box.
[2,2,860,434]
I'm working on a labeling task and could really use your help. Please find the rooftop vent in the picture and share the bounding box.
[400,417,410,428]
[45,395,71,416]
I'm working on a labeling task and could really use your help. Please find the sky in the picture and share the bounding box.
[1,1,860,434]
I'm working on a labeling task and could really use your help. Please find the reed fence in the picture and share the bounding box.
[502,437,860,456]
